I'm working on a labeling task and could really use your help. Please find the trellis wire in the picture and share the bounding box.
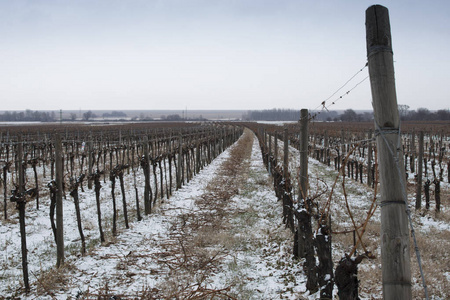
[306,62,369,121]
[321,62,369,107]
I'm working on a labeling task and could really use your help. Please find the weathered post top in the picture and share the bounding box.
[366,4,399,129]
[366,5,393,56]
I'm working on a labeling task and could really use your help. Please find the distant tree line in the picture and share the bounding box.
[243,109,301,121]
[162,114,183,121]
[0,110,56,122]
[338,109,373,122]
[332,107,450,122]
[243,108,363,122]
[83,110,128,120]
[160,114,208,121]
[244,106,450,122]
[102,111,127,118]
[400,106,450,121]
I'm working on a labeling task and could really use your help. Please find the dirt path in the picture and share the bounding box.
[38,129,304,299]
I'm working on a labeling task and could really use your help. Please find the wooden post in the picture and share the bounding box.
[87,135,93,189]
[274,131,278,165]
[283,128,289,180]
[283,128,294,231]
[366,5,411,299]
[297,113,308,248]
[410,132,415,173]
[299,109,308,200]
[3,161,8,220]
[298,109,318,292]
[416,131,424,209]
[17,136,30,292]
[268,133,272,173]
[324,130,329,165]
[143,136,151,215]
[177,135,182,189]
[55,134,65,267]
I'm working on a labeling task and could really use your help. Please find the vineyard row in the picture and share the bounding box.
[0,123,243,293]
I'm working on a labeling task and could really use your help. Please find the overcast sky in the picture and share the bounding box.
[0,0,449,112]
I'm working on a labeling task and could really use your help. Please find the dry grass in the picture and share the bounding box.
[331,193,450,299]
[314,152,450,298]
[152,129,254,299]
[410,226,450,299]
[34,261,77,297]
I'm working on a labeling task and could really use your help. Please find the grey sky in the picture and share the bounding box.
[0,0,449,111]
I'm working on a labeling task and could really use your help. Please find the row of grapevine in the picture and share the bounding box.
[0,122,243,292]
[242,119,449,298]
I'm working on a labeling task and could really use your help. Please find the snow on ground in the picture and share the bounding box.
[1,130,308,299]
[277,138,449,299]
[1,129,448,299]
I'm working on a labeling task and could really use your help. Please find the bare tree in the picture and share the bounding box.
[83,111,94,121]
[398,104,410,120]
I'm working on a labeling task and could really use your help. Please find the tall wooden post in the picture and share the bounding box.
[324,130,329,165]
[87,134,93,189]
[274,131,278,165]
[297,109,309,258]
[55,135,65,267]
[17,136,30,292]
[299,109,309,200]
[3,160,7,220]
[283,128,289,179]
[366,5,411,299]
[268,133,272,173]
[177,135,182,189]
[283,128,294,232]
[410,132,416,173]
[299,108,317,292]
[416,131,424,209]
[143,136,151,215]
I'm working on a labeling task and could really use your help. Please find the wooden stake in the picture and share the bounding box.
[416,131,424,209]
[299,109,308,200]
[55,134,65,267]
[143,136,151,215]
[283,128,289,179]
[366,5,411,298]
[177,135,182,189]
[17,136,30,292]
[274,131,278,165]
[87,134,93,189]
